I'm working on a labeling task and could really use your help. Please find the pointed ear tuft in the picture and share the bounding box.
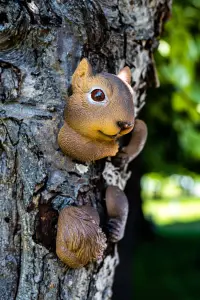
[117,66,132,85]
[72,58,93,89]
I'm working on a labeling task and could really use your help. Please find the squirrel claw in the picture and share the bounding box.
[105,186,129,243]
[107,218,125,243]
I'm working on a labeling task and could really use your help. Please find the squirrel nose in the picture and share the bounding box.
[117,121,134,131]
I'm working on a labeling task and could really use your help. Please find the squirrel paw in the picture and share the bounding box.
[107,218,126,243]
[105,185,129,243]
[117,119,148,163]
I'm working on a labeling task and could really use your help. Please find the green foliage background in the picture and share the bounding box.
[135,2,200,299]
[142,0,200,175]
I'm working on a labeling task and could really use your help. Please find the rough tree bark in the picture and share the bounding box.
[0,1,171,299]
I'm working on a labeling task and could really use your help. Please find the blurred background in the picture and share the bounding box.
[113,0,200,299]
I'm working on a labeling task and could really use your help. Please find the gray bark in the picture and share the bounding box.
[0,0,171,299]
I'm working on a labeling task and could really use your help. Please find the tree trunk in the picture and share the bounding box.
[0,1,171,299]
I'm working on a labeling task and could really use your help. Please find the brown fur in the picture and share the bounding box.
[56,206,107,268]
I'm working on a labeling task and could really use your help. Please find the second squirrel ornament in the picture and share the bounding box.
[58,58,146,162]
[56,186,129,268]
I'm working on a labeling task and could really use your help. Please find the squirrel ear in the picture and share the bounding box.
[72,58,93,89]
[117,66,132,85]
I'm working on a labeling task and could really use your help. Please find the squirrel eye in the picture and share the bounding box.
[91,89,105,102]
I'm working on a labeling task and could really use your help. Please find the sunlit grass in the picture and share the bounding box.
[143,197,200,225]
[158,40,171,57]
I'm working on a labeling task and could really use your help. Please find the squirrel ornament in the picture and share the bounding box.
[56,186,129,268]
[56,58,147,268]
[58,58,147,162]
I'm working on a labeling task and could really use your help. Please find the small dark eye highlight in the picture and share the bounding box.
[91,89,105,102]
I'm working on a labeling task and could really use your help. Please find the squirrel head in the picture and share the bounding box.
[65,58,135,142]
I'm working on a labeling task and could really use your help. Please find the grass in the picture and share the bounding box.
[134,222,200,300]
[143,197,200,225]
